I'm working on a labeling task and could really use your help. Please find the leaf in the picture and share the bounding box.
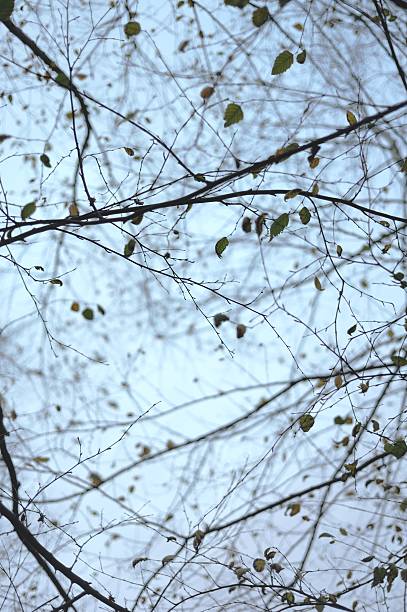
[69,203,79,216]
[0,0,14,20]
[311,182,319,195]
[55,73,71,88]
[300,414,314,432]
[82,308,94,321]
[334,415,353,425]
[50,278,63,286]
[0,134,11,143]
[200,86,215,100]
[275,142,299,161]
[194,174,206,182]
[124,21,141,37]
[124,238,136,258]
[255,213,267,236]
[224,103,244,128]
[215,236,229,258]
[372,566,386,587]
[344,461,358,476]
[124,147,134,156]
[283,592,295,604]
[21,202,36,220]
[361,555,375,563]
[132,557,147,567]
[346,110,357,126]
[40,153,51,168]
[236,323,246,338]
[284,188,301,201]
[71,302,80,312]
[384,439,407,459]
[288,502,300,516]
[271,50,294,75]
[252,7,269,27]
[161,555,175,565]
[89,472,103,487]
[253,558,266,572]
[391,354,407,367]
[400,158,407,173]
[269,213,289,240]
[308,155,319,168]
[131,212,144,225]
[347,324,357,335]
[371,419,380,432]
[193,530,205,552]
[97,304,105,315]
[242,217,252,232]
[33,456,49,463]
[334,374,343,389]
[314,276,324,291]
[299,207,311,225]
[214,313,229,328]
[224,0,249,7]
[319,532,335,539]
[296,49,306,64]
[336,244,343,256]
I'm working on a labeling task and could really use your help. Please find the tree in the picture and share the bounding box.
[0,0,406,610]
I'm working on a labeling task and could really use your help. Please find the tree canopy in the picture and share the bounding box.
[0,0,406,611]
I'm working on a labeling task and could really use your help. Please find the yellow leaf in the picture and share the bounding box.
[34,456,49,463]
[346,110,357,126]
[334,374,343,389]
[69,202,79,216]
[253,558,266,572]
[314,276,324,291]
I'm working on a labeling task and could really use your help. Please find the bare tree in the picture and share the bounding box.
[0,0,406,610]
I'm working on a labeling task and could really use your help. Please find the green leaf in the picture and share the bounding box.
[299,207,311,225]
[300,414,314,432]
[372,566,386,586]
[0,0,14,20]
[271,50,294,75]
[269,213,289,241]
[347,324,357,335]
[224,103,244,128]
[82,308,94,321]
[21,202,36,220]
[391,354,407,367]
[296,49,306,64]
[131,212,144,225]
[55,73,71,88]
[384,438,407,459]
[124,21,141,37]
[252,7,269,27]
[215,237,229,258]
[284,188,301,201]
[40,153,52,168]
[224,0,249,7]
[283,592,295,604]
[124,238,136,258]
